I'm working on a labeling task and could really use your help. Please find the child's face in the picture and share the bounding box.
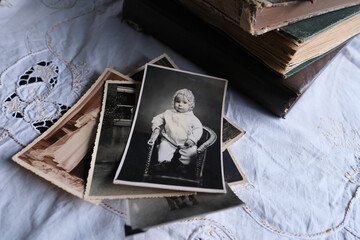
[174,94,191,113]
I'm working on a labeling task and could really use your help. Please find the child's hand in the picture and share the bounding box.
[184,139,195,148]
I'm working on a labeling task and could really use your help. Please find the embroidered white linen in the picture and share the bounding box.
[0,0,360,239]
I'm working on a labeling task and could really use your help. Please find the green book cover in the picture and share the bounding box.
[280,4,360,43]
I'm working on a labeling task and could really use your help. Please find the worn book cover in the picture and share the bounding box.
[196,0,360,35]
[178,0,360,76]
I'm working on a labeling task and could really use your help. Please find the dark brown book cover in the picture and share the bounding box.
[122,0,345,118]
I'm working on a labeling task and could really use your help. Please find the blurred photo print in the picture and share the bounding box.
[126,184,243,230]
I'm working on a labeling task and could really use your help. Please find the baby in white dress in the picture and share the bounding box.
[148,89,203,174]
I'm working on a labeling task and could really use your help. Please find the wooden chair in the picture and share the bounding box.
[143,126,217,186]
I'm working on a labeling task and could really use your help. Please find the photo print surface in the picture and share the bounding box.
[222,116,246,151]
[85,80,192,199]
[114,64,228,193]
[127,184,243,230]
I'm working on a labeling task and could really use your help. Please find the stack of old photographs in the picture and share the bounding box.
[12,54,248,234]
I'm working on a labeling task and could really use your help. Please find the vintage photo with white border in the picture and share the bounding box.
[11,68,130,201]
[114,64,228,193]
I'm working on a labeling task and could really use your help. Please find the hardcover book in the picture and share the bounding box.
[122,0,346,118]
[195,0,360,35]
[178,0,360,77]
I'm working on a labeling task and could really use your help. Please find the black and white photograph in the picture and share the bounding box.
[114,64,228,193]
[223,148,248,186]
[126,184,243,230]
[126,53,178,81]
[222,116,246,151]
[85,80,191,199]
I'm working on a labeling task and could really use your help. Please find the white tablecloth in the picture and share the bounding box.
[1,0,360,239]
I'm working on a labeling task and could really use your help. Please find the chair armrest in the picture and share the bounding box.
[147,130,160,146]
[144,134,160,175]
[197,126,217,153]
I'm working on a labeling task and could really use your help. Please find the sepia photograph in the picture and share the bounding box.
[114,64,228,193]
[85,80,192,199]
[11,68,131,200]
[127,184,243,230]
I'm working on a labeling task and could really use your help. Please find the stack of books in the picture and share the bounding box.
[121,0,360,117]
[12,54,248,235]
